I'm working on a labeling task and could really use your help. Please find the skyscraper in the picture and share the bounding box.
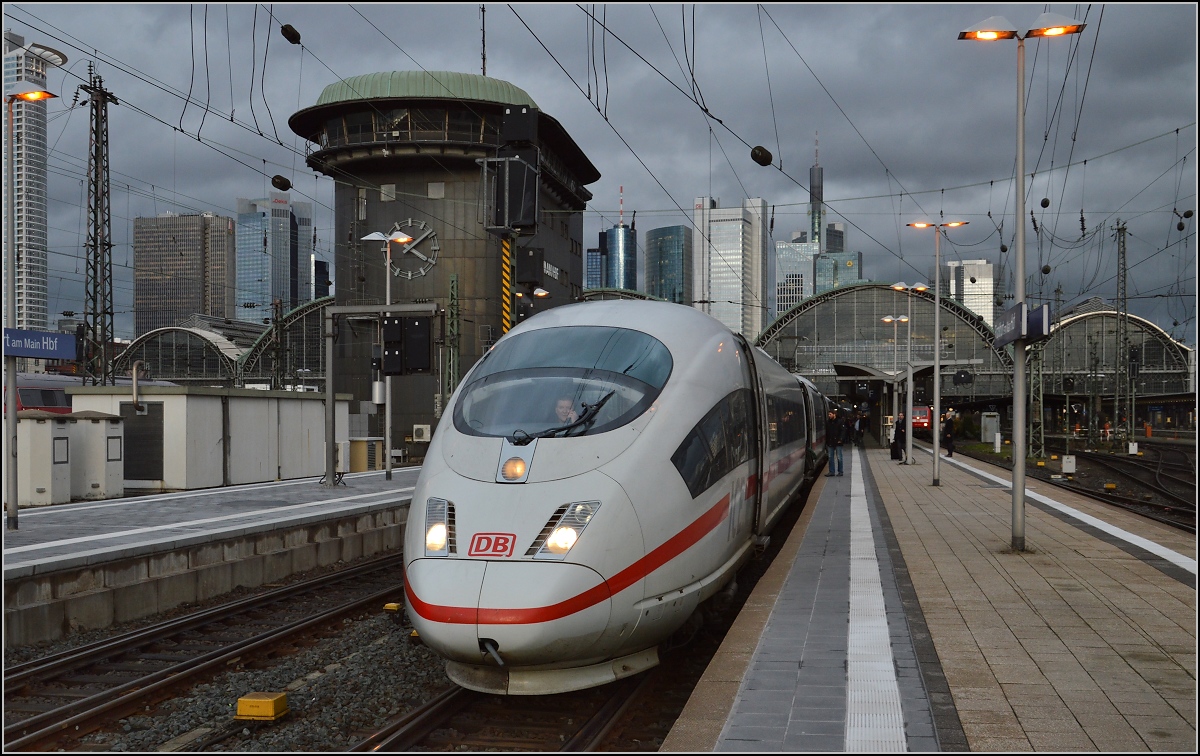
[311,256,331,300]
[947,259,996,327]
[645,225,693,304]
[825,222,845,254]
[585,244,604,289]
[813,251,863,295]
[134,212,236,336]
[235,192,313,323]
[692,197,770,338]
[4,31,66,333]
[775,239,819,315]
[604,223,637,291]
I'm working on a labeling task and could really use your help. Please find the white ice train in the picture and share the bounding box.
[403,299,833,695]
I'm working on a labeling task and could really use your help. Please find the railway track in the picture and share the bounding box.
[1071,449,1196,510]
[3,553,407,751]
[954,445,1196,533]
[351,673,651,752]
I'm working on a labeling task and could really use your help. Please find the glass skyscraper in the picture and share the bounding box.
[645,225,693,304]
[775,240,819,315]
[235,192,313,323]
[585,245,604,289]
[825,222,845,254]
[813,251,863,295]
[692,197,770,338]
[604,223,637,291]
[4,31,66,334]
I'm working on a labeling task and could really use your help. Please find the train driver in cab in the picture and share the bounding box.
[554,396,580,425]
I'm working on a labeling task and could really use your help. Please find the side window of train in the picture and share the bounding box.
[671,389,753,499]
[767,394,805,449]
[766,396,779,448]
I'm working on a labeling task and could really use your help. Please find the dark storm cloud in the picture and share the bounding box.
[5,3,1195,345]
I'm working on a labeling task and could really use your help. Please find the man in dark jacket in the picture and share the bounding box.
[825,410,847,477]
[942,416,955,458]
[894,412,907,463]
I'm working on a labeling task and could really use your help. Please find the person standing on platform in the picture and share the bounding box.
[825,410,846,477]
[894,412,907,464]
[942,415,955,458]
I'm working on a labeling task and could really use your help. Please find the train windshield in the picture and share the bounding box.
[454,326,673,440]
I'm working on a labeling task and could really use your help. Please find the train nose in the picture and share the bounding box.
[405,559,611,666]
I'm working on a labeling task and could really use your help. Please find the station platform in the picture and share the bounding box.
[663,444,1196,752]
[3,468,419,647]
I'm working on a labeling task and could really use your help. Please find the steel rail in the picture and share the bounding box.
[4,552,406,686]
[4,584,403,751]
[349,685,476,752]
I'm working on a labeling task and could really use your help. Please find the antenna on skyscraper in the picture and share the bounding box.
[815,131,819,166]
[619,185,624,226]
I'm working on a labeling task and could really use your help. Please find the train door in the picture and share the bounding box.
[800,384,817,477]
[734,335,767,542]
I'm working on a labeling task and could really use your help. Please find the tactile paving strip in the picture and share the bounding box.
[845,446,906,752]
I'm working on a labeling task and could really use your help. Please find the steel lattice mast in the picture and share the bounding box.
[81,65,117,385]
[1115,220,1130,439]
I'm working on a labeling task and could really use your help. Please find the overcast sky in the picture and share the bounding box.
[5,3,1196,347]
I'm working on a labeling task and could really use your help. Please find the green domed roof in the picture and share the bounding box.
[316,71,538,108]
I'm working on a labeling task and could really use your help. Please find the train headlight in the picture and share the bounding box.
[545,526,578,553]
[501,457,527,481]
[528,501,600,560]
[425,498,455,556]
[426,523,448,552]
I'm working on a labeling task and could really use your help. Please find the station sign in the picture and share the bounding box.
[993,302,1027,349]
[993,303,1052,349]
[3,328,76,360]
[1027,304,1052,342]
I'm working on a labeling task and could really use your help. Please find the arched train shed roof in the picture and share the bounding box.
[113,327,242,384]
[754,281,1015,400]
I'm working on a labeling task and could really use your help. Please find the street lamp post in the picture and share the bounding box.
[960,12,1085,549]
[892,282,928,465]
[881,314,907,447]
[6,85,58,531]
[907,222,967,485]
[362,226,414,482]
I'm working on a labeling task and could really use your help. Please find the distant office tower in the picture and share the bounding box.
[813,251,863,295]
[791,231,808,243]
[4,31,67,332]
[604,223,637,291]
[134,213,236,336]
[311,256,331,299]
[809,164,824,253]
[692,197,770,338]
[947,259,996,327]
[776,239,819,315]
[645,225,693,304]
[235,192,313,323]
[585,245,604,289]
[825,222,845,254]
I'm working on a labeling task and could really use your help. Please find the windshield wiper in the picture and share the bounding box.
[507,390,616,445]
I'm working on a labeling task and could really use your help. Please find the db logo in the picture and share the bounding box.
[468,533,517,557]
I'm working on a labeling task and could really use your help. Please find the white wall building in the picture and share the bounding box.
[775,239,819,316]
[947,259,996,327]
[692,197,771,339]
